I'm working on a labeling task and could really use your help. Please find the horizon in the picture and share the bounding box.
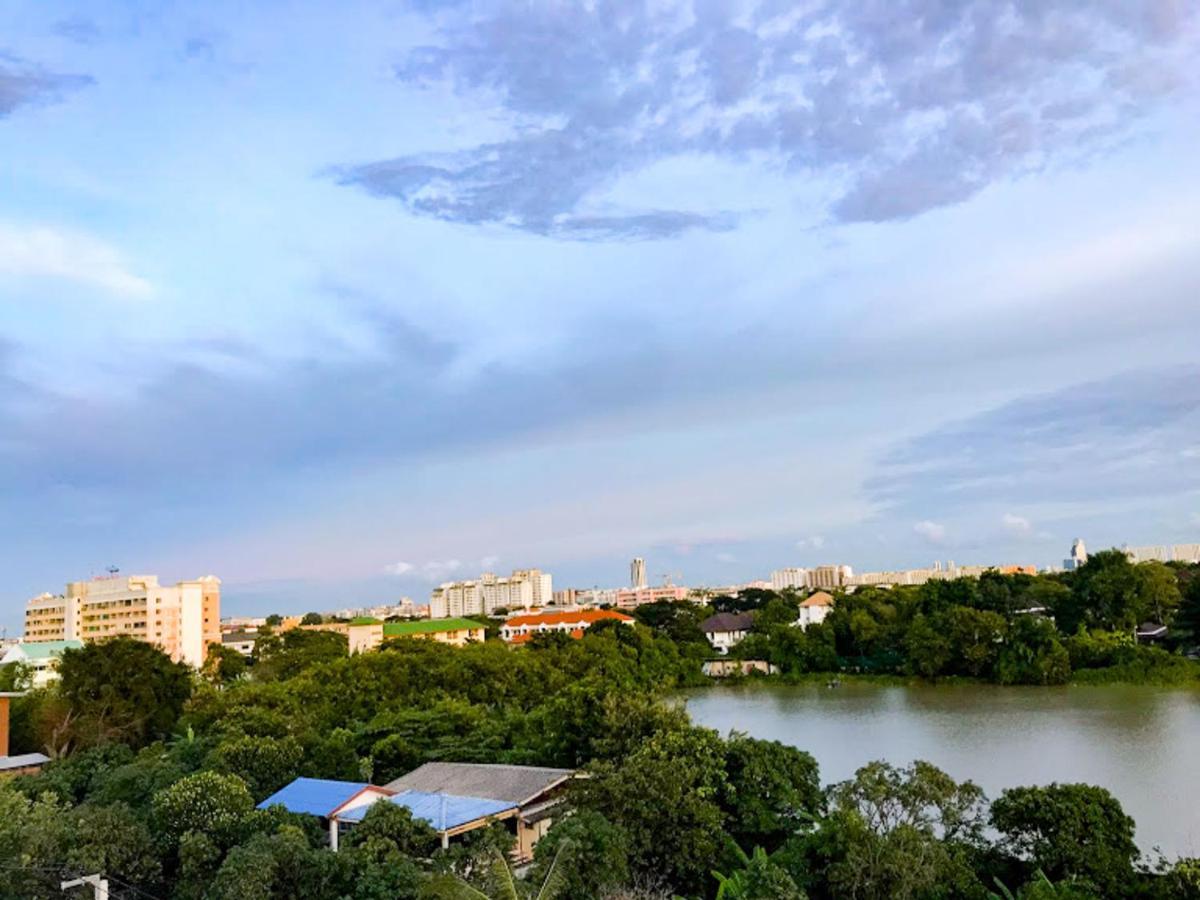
[3,2,1199,634]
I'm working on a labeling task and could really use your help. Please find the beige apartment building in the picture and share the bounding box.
[430,569,552,619]
[22,574,221,668]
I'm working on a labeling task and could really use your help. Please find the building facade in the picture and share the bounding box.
[613,585,690,608]
[0,640,83,686]
[499,608,634,643]
[430,569,552,618]
[771,568,810,590]
[630,557,647,589]
[795,591,834,629]
[21,574,221,668]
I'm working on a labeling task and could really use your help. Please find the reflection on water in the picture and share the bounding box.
[684,683,1200,858]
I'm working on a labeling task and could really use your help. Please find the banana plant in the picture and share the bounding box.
[423,842,568,900]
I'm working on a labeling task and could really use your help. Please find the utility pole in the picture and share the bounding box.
[61,875,109,899]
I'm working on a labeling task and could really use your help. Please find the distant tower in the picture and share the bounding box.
[1064,538,1088,571]
[630,557,647,589]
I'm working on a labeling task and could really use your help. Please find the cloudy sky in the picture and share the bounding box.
[2,0,1199,628]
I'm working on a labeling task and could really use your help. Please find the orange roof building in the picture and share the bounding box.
[500,608,634,643]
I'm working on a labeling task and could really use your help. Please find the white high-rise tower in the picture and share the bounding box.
[630,557,647,589]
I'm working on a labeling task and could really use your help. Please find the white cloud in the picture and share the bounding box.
[421,558,462,581]
[796,535,826,550]
[715,551,737,563]
[914,520,947,544]
[0,222,153,298]
[383,561,414,576]
[1002,513,1033,538]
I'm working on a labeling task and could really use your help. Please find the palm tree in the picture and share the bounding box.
[423,844,568,900]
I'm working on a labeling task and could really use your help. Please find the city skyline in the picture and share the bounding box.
[3,2,1199,633]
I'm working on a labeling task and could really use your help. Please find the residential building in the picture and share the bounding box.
[1175,544,1200,564]
[221,632,258,658]
[378,618,484,647]
[222,616,267,633]
[1124,543,1200,564]
[848,563,1036,588]
[810,565,853,590]
[771,568,810,590]
[262,763,574,860]
[613,585,690,608]
[572,587,621,606]
[700,611,755,654]
[795,591,834,630]
[21,574,221,668]
[631,557,647,589]
[500,608,634,643]
[0,640,83,686]
[429,569,552,618]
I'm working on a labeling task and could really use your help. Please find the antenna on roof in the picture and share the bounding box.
[106,565,119,575]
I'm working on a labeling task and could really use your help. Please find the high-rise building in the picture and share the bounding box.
[810,565,853,590]
[771,568,810,590]
[630,558,647,589]
[1063,539,1088,571]
[429,569,552,619]
[22,574,221,668]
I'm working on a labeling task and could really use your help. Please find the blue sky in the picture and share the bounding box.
[2,1,1199,629]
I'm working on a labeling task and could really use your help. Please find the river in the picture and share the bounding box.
[684,682,1200,859]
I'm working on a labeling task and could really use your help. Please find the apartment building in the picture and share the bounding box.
[500,608,634,643]
[771,568,810,590]
[429,569,552,619]
[21,574,221,668]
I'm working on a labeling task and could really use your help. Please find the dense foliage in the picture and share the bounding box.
[0,554,1197,899]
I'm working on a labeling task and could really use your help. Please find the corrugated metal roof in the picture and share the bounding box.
[503,609,633,628]
[0,753,50,771]
[257,778,370,817]
[336,790,515,831]
[3,640,83,661]
[384,762,574,806]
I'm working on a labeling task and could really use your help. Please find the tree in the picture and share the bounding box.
[424,846,567,899]
[995,617,1070,685]
[526,810,629,900]
[712,844,806,900]
[204,644,248,685]
[153,770,255,850]
[254,628,348,680]
[943,606,1006,677]
[904,614,952,678]
[346,797,439,858]
[575,726,729,894]
[1134,562,1181,626]
[820,761,986,900]
[721,735,822,851]
[990,783,1138,895]
[209,733,305,800]
[265,614,283,626]
[301,612,324,625]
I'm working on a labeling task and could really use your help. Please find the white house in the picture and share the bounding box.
[795,591,834,630]
[701,612,755,654]
[0,640,83,687]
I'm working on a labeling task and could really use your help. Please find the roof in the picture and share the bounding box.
[336,790,515,831]
[801,591,835,608]
[2,640,83,661]
[383,762,574,806]
[1136,622,1168,636]
[0,753,50,771]
[222,632,257,644]
[257,777,372,817]
[510,627,586,645]
[503,609,634,629]
[383,618,484,637]
[701,612,755,633]
[349,616,383,626]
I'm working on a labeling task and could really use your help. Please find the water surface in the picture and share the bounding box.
[685,682,1200,858]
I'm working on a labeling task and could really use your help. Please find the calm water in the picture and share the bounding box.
[684,682,1200,859]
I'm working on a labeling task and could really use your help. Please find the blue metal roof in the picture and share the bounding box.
[257,777,370,817]
[336,790,516,831]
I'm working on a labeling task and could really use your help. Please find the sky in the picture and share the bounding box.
[2,0,1199,630]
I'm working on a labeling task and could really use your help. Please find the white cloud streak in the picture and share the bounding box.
[0,223,153,299]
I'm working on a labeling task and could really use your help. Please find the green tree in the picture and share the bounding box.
[346,798,440,858]
[713,844,806,899]
[153,770,255,850]
[995,616,1070,685]
[944,606,1007,677]
[209,733,305,800]
[424,846,567,899]
[904,614,952,678]
[204,644,249,684]
[57,637,193,747]
[821,761,986,900]
[526,811,630,900]
[254,628,348,680]
[301,612,325,625]
[990,783,1138,896]
[721,735,822,851]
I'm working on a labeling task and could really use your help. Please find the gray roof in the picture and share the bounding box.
[383,762,574,806]
[0,753,50,771]
[701,612,755,633]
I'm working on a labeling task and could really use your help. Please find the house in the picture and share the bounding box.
[378,618,485,648]
[500,608,634,644]
[0,692,50,776]
[702,659,778,678]
[0,639,83,686]
[221,632,257,658]
[384,762,574,861]
[261,763,574,860]
[1136,622,1168,644]
[700,612,755,654]
[795,591,834,630]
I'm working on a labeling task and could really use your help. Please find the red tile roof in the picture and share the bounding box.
[503,609,634,629]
